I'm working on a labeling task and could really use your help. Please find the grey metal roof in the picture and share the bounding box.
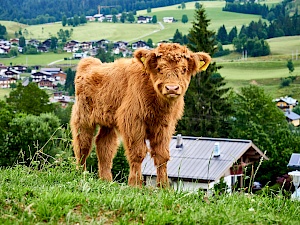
[142,136,267,181]
[284,111,300,120]
[274,96,298,105]
[287,153,300,170]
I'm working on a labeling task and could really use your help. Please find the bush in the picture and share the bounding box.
[213,49,231,57]
[280,78,292,87]
[0,113,62,167]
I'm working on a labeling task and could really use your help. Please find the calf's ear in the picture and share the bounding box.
[189,52,211,76]
[134,48,158,72]
[134,48,151,65]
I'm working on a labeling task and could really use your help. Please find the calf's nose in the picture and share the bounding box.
[165,85,179,91]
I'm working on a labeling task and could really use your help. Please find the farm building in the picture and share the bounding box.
[274,96,298,111]
[0,76,17,88]
[163,17,174,23]
[285,110,300,126]
[142,135,268,192]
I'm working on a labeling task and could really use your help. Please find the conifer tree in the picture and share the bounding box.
[177,4,232,138]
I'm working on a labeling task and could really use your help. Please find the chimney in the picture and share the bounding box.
[213,142,220,157]
[176,134,183,149]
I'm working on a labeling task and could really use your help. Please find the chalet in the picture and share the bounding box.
[0,46,9,54]
[10,38,19,45]
[38,79,55,89]
[96,39,110,48]
[142,135,268,192]
[79,41,92,51]
[12,65,27,73]
[0,40,10,47]
[40,68,62,75]
[113,46,131,57]
[274,96,298,111]
[31,71,53,82]
[285,110,300,126]
[50,92,75,108]
[114,41,128,49]
[0,68,21,79]
[93,14,105,22]
[0,76,17,88]
[131,40,149,50]
[105,15,113,22]
[0,63,7,70]
[137,16,152,23]
[86,16,95,21]
[28,39,40,47]
[52,72,67,85]
[163,17,174,23]
[64,40,80,52]
[42,39,52,48]
[37,46,48,53]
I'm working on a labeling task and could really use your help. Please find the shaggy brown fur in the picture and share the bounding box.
[70,43,211,187]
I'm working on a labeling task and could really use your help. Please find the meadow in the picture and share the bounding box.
[1,1,266,44]
[1,159,300,224]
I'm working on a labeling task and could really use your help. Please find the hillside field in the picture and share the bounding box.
[1,162,300,224]
[1,1,266,44]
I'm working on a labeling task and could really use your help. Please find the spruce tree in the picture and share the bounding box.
[177,4,232,138]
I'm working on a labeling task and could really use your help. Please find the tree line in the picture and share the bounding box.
[223,0,300,38]
[214,0,300,57]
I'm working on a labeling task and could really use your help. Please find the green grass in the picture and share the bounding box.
[142,1,265,42]
[219,60,300,80]
[0,88,10,100]
[0,52,73,66]
[1,160,300,224]
[267,36,300,55]
[0,21,28,39]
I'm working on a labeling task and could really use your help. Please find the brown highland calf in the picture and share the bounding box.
[70,43,211,187]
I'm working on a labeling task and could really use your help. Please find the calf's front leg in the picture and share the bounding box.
[149,137,171,188]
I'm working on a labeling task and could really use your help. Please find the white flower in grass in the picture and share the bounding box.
[248,207,255,212]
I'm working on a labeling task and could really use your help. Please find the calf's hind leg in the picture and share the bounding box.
[71,124,95,170]
[95,127,119,181]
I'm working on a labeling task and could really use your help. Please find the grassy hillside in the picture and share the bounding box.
[0,20,27,39]
[0,1,265,44]
[1,161,300,224]
[267,36,300,55]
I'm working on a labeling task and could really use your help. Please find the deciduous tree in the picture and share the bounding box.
[6,83,54,115]
[228,85,300,184]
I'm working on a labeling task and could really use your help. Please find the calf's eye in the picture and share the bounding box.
[182,68,187,74]
[157,67,161,73]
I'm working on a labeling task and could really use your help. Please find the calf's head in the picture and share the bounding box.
[135,43,211,100]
